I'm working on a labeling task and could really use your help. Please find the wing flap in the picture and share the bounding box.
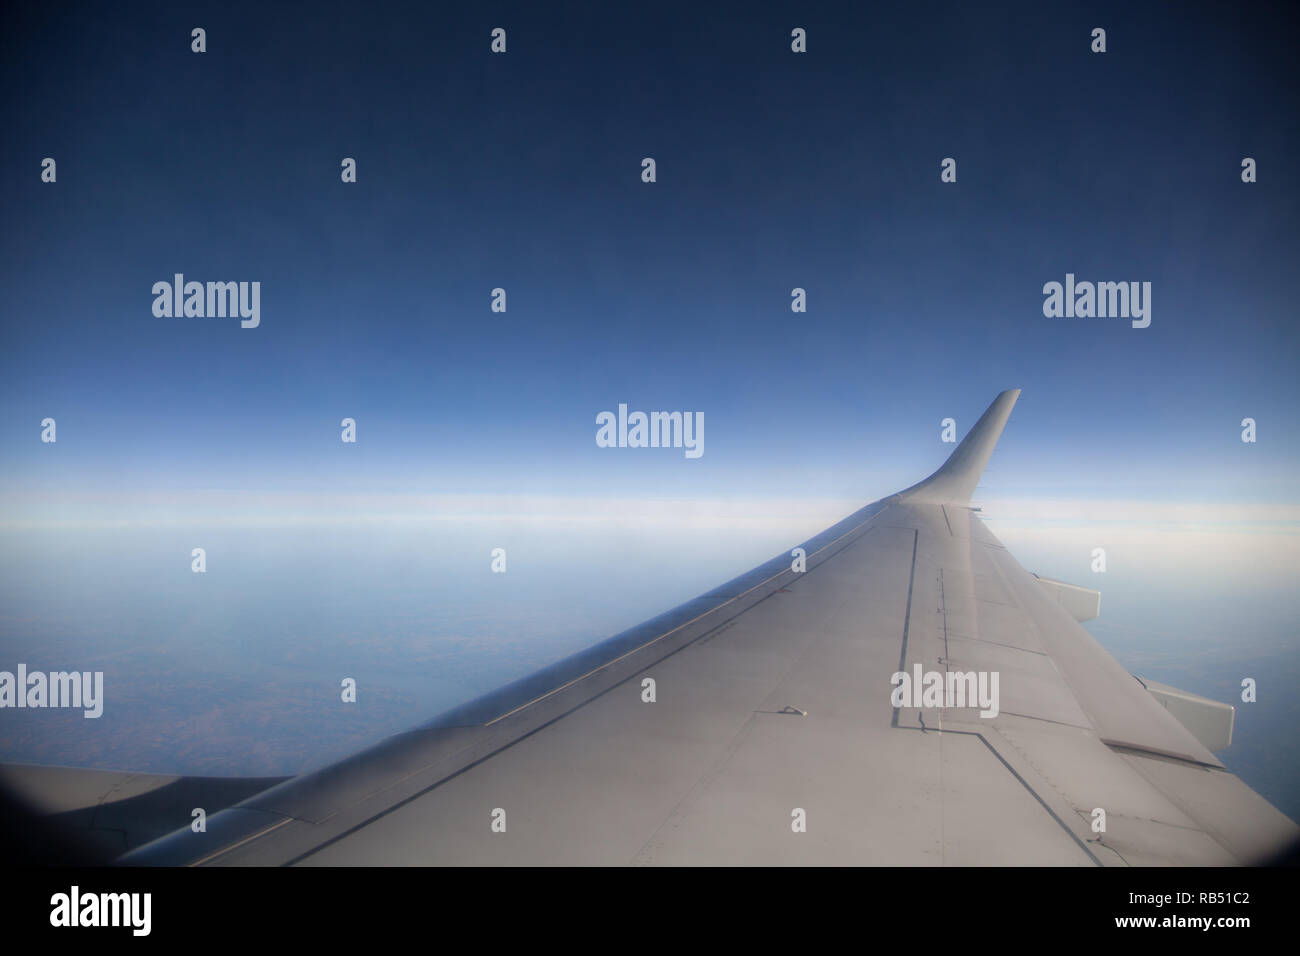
[1138,678,1235,753]
[1033,574,1102,622]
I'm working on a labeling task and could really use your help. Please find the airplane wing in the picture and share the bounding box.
[112,389,1295,865]
[0,764,289,861]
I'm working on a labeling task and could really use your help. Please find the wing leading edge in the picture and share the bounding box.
[120,390,1298,866]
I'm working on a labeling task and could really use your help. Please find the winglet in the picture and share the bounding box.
[900,389,1020,504]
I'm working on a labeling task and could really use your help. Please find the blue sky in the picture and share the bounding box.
[1,0,1296,504]
[1,3,1298,819]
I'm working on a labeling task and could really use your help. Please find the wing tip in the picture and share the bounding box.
[900,389,1021,504]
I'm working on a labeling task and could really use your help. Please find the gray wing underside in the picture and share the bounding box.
[123,391,1298,866]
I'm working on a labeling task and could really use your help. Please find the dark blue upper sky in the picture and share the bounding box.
[2,0,1297,504]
